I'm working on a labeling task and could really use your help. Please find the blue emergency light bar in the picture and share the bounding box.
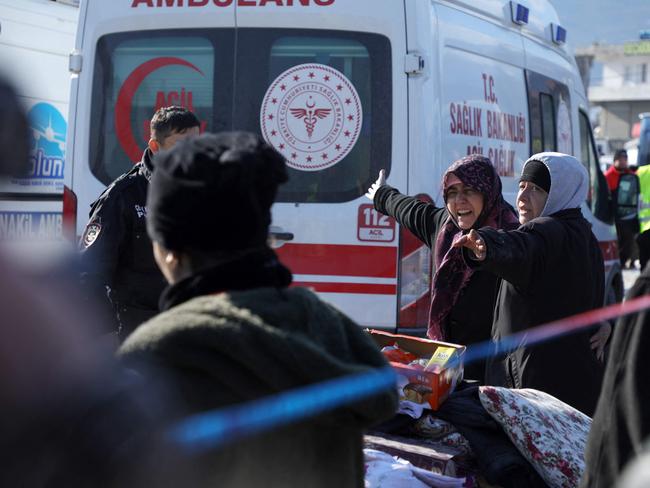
[510,2,529,25]
[552,23,567,45]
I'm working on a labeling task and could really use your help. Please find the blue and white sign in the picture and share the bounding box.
[10,103,67,192]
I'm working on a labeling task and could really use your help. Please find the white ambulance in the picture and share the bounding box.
[66,0,621,333]
[0,0,79,243]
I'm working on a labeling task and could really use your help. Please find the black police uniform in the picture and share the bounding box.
[79,149,166,340]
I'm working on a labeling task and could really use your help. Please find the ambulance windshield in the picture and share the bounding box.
[89,29,392,203]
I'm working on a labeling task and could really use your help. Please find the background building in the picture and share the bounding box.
[577,38,650,156]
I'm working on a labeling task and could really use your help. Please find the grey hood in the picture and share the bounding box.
[522,152,589,217]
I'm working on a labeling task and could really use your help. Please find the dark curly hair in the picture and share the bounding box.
[150,106,200,143]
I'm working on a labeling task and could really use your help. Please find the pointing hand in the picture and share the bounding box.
[365,169,386,200]
[452,229,486,261]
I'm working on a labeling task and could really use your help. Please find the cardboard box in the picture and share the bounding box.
[368,329,465,410]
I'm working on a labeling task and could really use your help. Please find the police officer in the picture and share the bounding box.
[79,106,200,340]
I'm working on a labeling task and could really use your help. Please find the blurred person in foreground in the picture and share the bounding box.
[0,77,187,487]
[580,264,650,487]
[118,131,398,487]
[454,153,607,416]
[79,106,200,341]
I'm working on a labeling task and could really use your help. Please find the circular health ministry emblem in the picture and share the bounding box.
[260,63,363,172]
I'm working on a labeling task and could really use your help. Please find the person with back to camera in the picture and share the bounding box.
[366,155,519,381]
[118,131,398,488]
[580,262,650,487]
[454,152,608,416]
[79,106,200,341]
[0,76,191,488]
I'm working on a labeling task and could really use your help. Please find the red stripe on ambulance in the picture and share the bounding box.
[276,243,397,278]
[293,282,396,295]
[131,0,335,8]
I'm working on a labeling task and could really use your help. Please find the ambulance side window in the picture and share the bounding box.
[540,94,556,152]
[90,32,233,184]
[579,110,613,223]
[233,30,392,203]
[525,70,572,156]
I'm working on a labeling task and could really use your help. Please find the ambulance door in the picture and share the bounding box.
[233,1,408,329]
[399,0,438,333]
[72,1,236,236]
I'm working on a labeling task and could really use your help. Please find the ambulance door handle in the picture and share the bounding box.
[269,226,294,249]
[271,232,294,241]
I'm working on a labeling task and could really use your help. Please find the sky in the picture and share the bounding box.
[549,0,650,48]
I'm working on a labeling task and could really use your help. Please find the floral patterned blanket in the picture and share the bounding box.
[479,386,591,488]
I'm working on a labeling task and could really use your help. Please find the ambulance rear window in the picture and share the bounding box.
[90,29,391,203]
[234,31,392,203]
[90,32,231,183]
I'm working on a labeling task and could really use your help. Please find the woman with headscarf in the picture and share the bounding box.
[366,155,519,381]
[454,152,606,415]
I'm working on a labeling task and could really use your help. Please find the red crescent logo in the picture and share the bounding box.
[115,57,203,162]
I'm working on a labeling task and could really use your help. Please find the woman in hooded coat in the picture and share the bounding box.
[367,155,519,381]
[455,152,606,416]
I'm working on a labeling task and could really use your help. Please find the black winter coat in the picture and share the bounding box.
[472,208,604,416]
[580,265,650,487]
[119,249,398,488]
[374,185,501,381]
[79,149,166,339]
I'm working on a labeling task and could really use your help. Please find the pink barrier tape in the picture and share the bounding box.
[463,294,650,365]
